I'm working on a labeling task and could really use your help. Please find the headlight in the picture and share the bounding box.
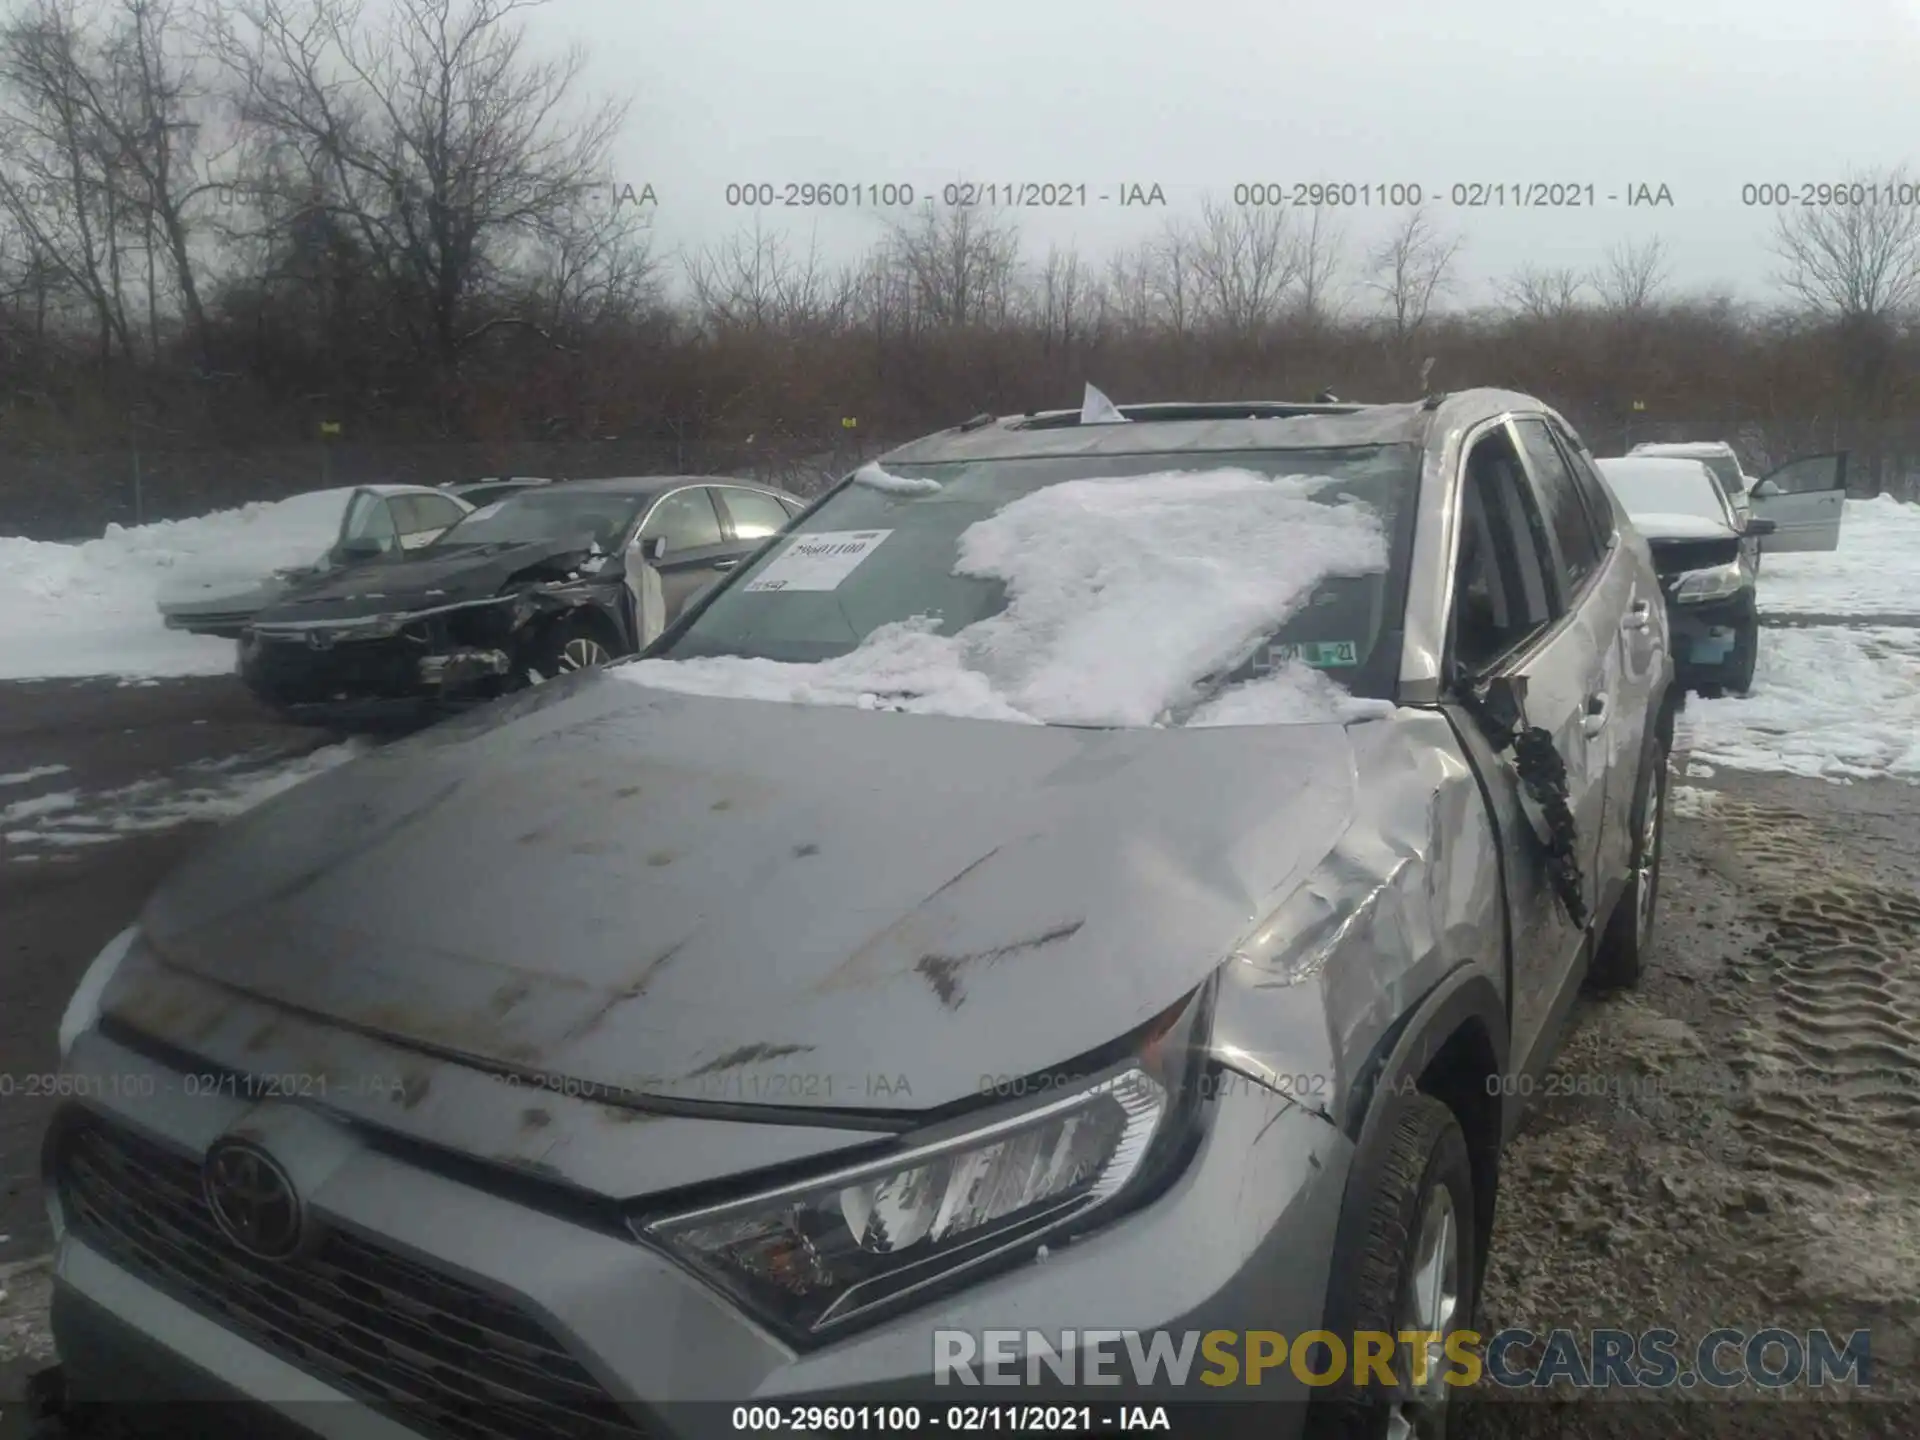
[60,926,138,1060]
[638,984,1213,1344]
[1671,560,1745,603]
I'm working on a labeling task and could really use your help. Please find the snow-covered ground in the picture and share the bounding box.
[1755,494,1920,617]
[1679,496,1920,785]
[1,741,365,859]
[0,489,351,681]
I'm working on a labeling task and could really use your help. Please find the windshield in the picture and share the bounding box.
[633,445,1419,728]
[1599,460,1733,525]
[432,488,643,549]
[1632,445,1745,506]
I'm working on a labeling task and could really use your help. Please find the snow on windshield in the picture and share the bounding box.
[624,467,1392,727]
[850,461,942,494]
[1597,459,1727,523]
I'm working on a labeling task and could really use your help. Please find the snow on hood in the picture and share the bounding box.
[625,467,1392,727]
[0,488,355,680]
[1632,511,1736,541]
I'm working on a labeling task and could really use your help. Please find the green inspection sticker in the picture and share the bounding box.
[1269,640,1361,669]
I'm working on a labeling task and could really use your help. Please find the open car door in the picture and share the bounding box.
[1748,451,1847,554]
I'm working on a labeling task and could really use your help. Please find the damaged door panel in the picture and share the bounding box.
[1440,419,1611,1083]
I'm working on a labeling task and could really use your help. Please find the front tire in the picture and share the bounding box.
[1587,731,1667,991]
[1726,618,1758,695]
[528,613,617,681]
[1309,1092,1477,1440]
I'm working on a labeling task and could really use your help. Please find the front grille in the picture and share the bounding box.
[56,1115,648,1440]
[246,635,424,701]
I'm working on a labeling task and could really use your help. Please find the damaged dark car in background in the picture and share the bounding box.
[238,476,805,723]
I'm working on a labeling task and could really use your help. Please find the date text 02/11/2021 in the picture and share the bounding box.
[730,1404,1175,1432]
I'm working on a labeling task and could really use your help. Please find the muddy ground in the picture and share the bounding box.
[0,678,1916,1437]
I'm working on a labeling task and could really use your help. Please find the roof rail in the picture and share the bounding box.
[1009,400,1368,430]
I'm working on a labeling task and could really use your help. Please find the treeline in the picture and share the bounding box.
[1,0,1919,509]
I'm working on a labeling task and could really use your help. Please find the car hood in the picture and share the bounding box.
[1631,511,1737,542]
[256,538,601,623]
[156,575,289,617]
[131,675,1366,1112]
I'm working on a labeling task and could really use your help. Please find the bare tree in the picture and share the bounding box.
[531,183,658,331]
[1145,217,1198,338]
[1364,204,1461,369]
[685,218,853,333]
[1033,243,1088,353]
[1291,204,1348,328]
[1499,262,1586,321]
[0,0,136,365]
[883,201,1021,329]
[1189,197,1298,336]
[206,0,628,374]
[1590,236,1670,315]
[1767,167,1920,490]
[1769,167,1920,321]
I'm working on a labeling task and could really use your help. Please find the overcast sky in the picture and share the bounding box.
[549,0,1920,307]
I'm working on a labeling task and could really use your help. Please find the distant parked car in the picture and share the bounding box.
[1628,440,1849,555]
[238,476,806,722]
[1599,455,1771,695]
[155,484,474,638]
[439,475,557,507]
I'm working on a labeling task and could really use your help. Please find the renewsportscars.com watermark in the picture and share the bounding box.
[934,1328,1871,1390]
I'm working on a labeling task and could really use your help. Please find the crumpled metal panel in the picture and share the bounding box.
[130,677,1379,1122]
[1210,708,1503,1132]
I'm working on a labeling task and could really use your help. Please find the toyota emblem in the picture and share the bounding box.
[202,1138,307,1259]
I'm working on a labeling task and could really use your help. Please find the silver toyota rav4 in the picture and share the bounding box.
[43,389,1674,1440]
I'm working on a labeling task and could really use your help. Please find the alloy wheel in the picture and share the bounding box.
[1387,1184,1460,1440]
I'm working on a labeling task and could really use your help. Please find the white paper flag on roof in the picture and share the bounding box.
[1080,383,1130,424]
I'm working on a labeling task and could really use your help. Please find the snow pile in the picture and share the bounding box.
[1679,626,1920,783]
[0,488,352,680]
[850,462,942,495]
[1759,495,1920,617]
[2,740,366,855]
[625,468,1393,727]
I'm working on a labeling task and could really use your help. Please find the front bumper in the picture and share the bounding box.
[240,621,520,715]
[44,1027,1348,1438]
[1662,588,1755,688]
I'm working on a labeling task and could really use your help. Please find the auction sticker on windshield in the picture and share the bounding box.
[743,529,894,592]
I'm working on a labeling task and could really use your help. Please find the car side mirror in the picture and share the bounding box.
[1750,477,1779,498]
[334,538,384,562]
[640,535,667,563]
[1746,517,1777,536]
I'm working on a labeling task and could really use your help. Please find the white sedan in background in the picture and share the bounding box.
[154,485,473,638]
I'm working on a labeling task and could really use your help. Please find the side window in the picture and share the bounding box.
[1450,429,1560,674]
[392,494,468,543]
[640,487,725,552]
[1550,422,1618,540]
[342,494,400,551]
[1513,418,1603,592]
[717,487,794,540]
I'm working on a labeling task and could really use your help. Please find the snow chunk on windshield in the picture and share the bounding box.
[623,617,1035,722]
[1190,662,1398,727]
[626,467,1392,727]
[850,462,943,495]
